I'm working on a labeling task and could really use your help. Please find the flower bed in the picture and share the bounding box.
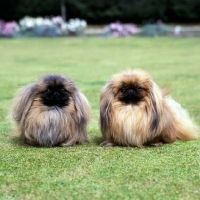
[0,16,87,38]
[17,16,87,37]
[0,20,19,37]
[104,22,139,37]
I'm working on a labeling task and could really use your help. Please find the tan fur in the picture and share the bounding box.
[100,69,199,147]
[12,75,90,147]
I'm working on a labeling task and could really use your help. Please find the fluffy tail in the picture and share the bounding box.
[166,97,200,141]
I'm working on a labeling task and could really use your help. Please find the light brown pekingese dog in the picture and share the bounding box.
[12,74,90,147]
[100,69,199,147]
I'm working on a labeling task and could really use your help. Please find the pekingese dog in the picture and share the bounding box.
[12,74,90,147]
[100,69,199,147]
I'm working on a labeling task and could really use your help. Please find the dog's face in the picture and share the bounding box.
[111,70,151,104]
[35,75,76,107]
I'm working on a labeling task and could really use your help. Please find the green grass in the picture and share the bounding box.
[0,37,200,200]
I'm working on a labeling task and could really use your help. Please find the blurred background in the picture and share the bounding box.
[1,0,200,24]
[0,0,200,38]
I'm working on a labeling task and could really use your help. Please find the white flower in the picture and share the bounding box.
[35,17,43,26]
[43,19,52,26]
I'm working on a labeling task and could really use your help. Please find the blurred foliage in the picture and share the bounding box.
[140,24,170,37]
[0,0,200,24]
[16,17,87,37]
[104,22,139,37]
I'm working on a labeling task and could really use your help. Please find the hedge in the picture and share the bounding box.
[0,0,200,24]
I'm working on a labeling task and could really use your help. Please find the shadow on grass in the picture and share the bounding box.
[90,135,170,149]
[91,136,103,146]
[10,135,95,149]
[9,133,173,149]
[10,136,31,147]
[9,136,50,149]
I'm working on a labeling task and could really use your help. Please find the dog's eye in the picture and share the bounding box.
[136,86,143,91]
[61,88,67,92]
[120,86,125,92]
[45,89,51,92]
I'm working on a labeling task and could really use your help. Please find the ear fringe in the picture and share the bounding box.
[73,91,90,122]
[148,80,164,135]
[12,84,36,127]
[100,83,114,138]
[73,90,90,140]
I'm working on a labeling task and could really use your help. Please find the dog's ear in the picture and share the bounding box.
[148,80,163,134]
[148,80,176,142]
[12,84,36,126]
[73,90,90,125]
[100,82,114,136]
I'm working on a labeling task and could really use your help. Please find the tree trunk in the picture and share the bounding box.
[61,0,66,21]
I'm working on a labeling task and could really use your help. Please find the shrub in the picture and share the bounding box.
[17,16,87,37]
[17,16,60,37]
[61,18,87,36]
[104,22,139,37]
[140,21,170,37]
[0,20,19,37]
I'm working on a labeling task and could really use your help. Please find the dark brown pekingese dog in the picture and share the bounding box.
[100,69,199,147]
[12,74,90,147]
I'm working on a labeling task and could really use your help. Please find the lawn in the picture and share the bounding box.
[0,37,200,200]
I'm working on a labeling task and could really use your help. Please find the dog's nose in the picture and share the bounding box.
[53,91,60,98]
[128,88,134,94]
